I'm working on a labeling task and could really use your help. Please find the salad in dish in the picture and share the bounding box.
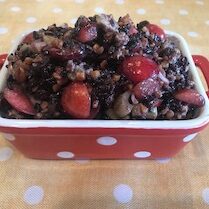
[0,14,205,120]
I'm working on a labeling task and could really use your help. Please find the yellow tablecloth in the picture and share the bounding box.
[0,0,209,208]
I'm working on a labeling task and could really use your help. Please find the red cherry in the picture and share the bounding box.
[133,78,161,99]
[121,55,159,84]
[3,88,35,115]
[147,24,165,40]
[77,25,97,43]
[0,54,7,69]
[61,82,91,118]
[174,89,205,107]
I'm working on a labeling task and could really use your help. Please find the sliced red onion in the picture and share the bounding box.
[158,72,169,85]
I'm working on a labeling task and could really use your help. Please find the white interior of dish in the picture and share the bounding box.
[0,30,209,129]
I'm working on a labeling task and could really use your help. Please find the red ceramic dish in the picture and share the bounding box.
[0,31,209,160]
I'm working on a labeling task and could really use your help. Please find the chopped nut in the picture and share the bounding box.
[127,84,133,90]
[52,84,60,92]
[53,72,62,80]
[166,110,174,119]
[90,70,101,79]
[93,44,104,54]
[112,74,121,82]
[41,101,48,109]
[161,107,169,115]
[75,71,86,81]
[161,61,169,68]
[100,60,107,69]
[67,72,76,81]
[140,103,148,114]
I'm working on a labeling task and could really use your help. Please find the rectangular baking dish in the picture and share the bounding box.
[0,31,209,160]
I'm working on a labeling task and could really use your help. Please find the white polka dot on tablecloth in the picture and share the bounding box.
[155,0,164,4]
[74,0,85,3]
[115,0,124,4]
[0,27,8,35]
[134,151,151,158]
[202,188,209,205]
[205,20,209,25]
[75,159,90,164]
[26,17,37,24]
[57,151,74,158]
[196,0,204,5]
[136,8,146,15]
[94,7,105,14]
[160,19,170,25]
[24,186,44,205]
[179,9,188,15]
[2,133,15,141]
[36,0,44,2]
[113,184,133,204]
[156,158,171,163]
[188,31,199,37]
[52,7,63,13]
[10,6,21,12]
[97,136,117,146]
[0,147,13,161]
[0,0,6,2]
[183,133,198,142]
[70,18,77,25]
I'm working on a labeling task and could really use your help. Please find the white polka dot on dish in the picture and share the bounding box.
[202,188,209,205]
[156,158,171,163]
[115,0,124,4]
[113,184,133,204]
[74,0,85,3]
[24,186,44,205]
[136,8,146,15]
[188,31,199,37]
[52,7,63,13]
[94,7,105,14]
[10,6,21,12]
[36,0,44,2]
[0,27,8,35]
[179,9,188,15]
[155,0,164,4]
[70,18,77,25]
[0,147,13,161]
[196,0,204,5]
[0,0,6,2]
[134,151,151,158]
[2,133,16,141]
[205,20,209,25]
[26,17,37,24]
[160,19,170,25]
[57,151,74,158]
[97,136,117,146]
[183,133,198,142]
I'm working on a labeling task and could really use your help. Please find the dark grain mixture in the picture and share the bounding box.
[0,14,205,120]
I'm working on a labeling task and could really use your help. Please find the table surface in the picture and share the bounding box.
[0,0,209,208]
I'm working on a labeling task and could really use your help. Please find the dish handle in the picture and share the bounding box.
[0,54,8,69]
[192,55,209,98]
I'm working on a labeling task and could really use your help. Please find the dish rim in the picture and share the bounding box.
[0,30,209,129]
